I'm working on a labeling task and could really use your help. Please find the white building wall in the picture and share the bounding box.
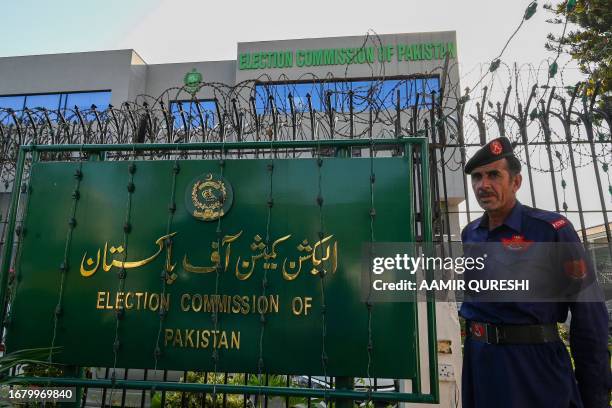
[0,49,143,107]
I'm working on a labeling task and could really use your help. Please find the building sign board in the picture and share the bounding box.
[238,42,457,70]
[6,157,418,378]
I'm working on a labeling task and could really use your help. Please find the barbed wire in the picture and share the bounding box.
[0,2,610,200]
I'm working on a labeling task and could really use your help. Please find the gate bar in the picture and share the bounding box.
[0,148,26,331]
[8,377,439,403]
[420,139,439,403]
[19,138,426,153]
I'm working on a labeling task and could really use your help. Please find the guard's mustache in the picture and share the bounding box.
[477,190,496,198]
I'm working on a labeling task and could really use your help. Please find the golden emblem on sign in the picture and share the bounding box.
[190,173,233,221]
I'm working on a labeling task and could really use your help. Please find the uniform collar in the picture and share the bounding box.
[472,200,523,233]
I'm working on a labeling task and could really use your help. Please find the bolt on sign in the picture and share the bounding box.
[6,156,419,378]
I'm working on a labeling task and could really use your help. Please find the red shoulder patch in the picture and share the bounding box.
[564,259,587,279]
[551,219,568,230]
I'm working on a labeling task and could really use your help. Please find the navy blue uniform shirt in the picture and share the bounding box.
[460,201,610,408]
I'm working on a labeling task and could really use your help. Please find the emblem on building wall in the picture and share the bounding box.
[183,68,203,95]
[186,173,233,221]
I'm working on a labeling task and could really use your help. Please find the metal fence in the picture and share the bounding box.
[0,63,610,407]
[0,64,609,243]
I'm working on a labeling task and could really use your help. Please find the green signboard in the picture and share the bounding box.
[238,42,457,70]
[6,156,418,378]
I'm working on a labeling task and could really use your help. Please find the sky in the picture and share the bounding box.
[0,0,581,82]
[2,0,606,230]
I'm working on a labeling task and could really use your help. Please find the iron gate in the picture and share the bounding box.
[0,138,438,407]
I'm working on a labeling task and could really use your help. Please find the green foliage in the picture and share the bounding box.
[151,391,162,408]
[161,372,231,407]
[163,372,312,408]
[161,373,387,408]
[544,0,611,101]
[557,323,575,370]
[0,347,61,381]
[0,347,63,407]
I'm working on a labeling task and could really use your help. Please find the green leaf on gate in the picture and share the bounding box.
[549,61,558,78]
[0,347,61,379]
[524,1,538,20]
[489,59,501,72]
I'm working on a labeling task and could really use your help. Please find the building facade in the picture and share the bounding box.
[0,31,463,407]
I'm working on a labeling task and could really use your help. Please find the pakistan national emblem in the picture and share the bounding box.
[186,173,233,221]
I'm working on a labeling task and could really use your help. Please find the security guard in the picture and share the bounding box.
[460,137,610,407]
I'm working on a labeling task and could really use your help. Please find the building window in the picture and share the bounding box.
[0,91,111,123]
[170,100,218,129]
[61,91,111,112]
[0,96,24,112]
[254,77,440,115]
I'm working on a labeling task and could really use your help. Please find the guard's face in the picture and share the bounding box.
[470,159,522,212]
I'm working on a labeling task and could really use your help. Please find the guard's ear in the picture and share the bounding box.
[512,173,522,193]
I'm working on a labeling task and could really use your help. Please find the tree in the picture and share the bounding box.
[544,0,611,102]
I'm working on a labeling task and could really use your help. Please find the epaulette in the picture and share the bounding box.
[522,205,570,231]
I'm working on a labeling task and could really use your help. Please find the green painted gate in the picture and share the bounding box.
[0,138,438,406]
